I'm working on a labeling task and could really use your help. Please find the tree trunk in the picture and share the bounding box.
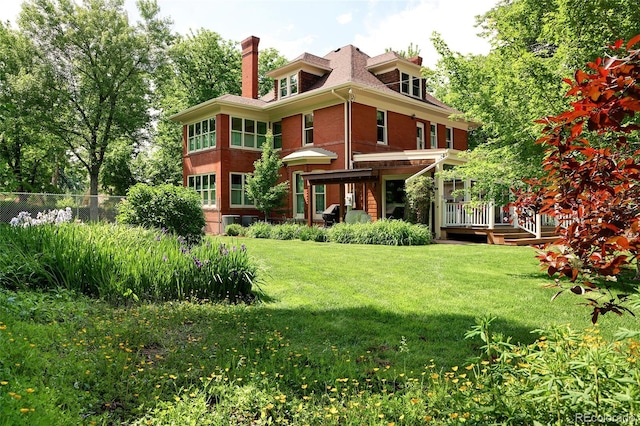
[89,167,100,221]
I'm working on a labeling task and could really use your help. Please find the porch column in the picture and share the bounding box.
[339,184,345,223]
[307,182,314,228]
[435,164,445,239]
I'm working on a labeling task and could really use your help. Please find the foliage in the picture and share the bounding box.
[429,0,640,203]
[344,210,371,224]
[99,138,138,195]
[257,47,289,97]
[224,223,244,237]
[327,220,431,246]
[245,221,273,239]
[514,36,640,322]
[117,183,205,244]
[404,176,435,224]
[18,0,172,217]
[0,22,66,193]
[1,283,637,424]
[0,223,260,303]
[245,132,289,219]
[297,225,328,242]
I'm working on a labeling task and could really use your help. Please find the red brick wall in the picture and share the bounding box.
[387,112,415,150]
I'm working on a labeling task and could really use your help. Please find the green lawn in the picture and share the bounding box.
[1,237,637,424]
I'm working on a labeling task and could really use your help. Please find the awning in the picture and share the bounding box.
[282,147,338,166]
[300,168,378,185]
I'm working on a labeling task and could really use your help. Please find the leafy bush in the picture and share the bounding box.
[246,221,273,239]
[327,220,431,245]
[270,223,303,240]
[224,223,244,236]
[0,223,260,303]
[117,183,205,244]
[297,225,328,242]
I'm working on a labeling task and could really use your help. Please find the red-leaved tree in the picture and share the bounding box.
[514,35,640,323]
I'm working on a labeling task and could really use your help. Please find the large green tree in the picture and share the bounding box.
[430,0,640,202]
[0,22,65,193]
[18,0,171,217]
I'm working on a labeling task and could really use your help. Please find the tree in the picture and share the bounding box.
[18,0,171,218]
[514,36,640,323]
[245,133,288,220]
[0,22,65,193]
[257,47,288,97]
[429,0,640,203]
[405,176,434,225]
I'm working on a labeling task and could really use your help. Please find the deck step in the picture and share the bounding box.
[502,236,559,246]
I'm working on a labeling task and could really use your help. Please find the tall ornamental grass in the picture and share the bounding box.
[0,223,259,303]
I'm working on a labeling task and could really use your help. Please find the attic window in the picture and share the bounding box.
[279,73,298,98]
[400,72,422,99]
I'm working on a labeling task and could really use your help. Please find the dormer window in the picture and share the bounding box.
[279,73,298,98]
[400,72,422,99]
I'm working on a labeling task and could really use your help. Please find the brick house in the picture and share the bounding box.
[170,36,492,238]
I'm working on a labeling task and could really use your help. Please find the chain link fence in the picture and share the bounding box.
[0,192,124,224]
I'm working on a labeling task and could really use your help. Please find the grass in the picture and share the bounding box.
[1,236,638,424]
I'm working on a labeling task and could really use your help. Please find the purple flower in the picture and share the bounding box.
[193,256,203,268]
[240,244,246,252]
[162,254,168,262]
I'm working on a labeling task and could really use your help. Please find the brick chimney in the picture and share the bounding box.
[241,36,260,99]
[408,56,423,66]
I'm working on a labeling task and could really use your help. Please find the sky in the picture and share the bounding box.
[0,0,500,68]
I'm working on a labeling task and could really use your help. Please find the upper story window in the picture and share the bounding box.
[376,110,387,144]
[231,117,268,149]
[279,73,299,98]
[272,121,282,149]
[430,124,437,148]
[446,127,453,149]
[400,72,422,99]
[187,173,216,207]
[303,113,313,145]
[188,117,216,153]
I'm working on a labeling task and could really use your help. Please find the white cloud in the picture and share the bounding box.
[337,12,352,25]
[353,0,498,68]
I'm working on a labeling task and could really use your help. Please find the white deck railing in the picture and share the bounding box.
[443,202,496,228]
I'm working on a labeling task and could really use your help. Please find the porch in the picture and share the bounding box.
[441,201,559,246]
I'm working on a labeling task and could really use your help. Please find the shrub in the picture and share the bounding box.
[327,220,431,245]
[270,223,303,240]
[0,223,260,303]
[225,223,244,236]
[297,225,328,242]
[117,183,205,244]
[246,221,273,239]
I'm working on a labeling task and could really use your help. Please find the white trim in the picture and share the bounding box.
[416,122,425,150]
[229,116,268,150]
[446,127,453,149]
[187,172,217,207]
[229,172,254,208]
[430,123,438,149]
[303,112,314,145]
[293,172,305,219]
[376,109,387,144]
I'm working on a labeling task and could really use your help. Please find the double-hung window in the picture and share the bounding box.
[376,110,387,144]
[430,124,437,148]
[230,117,268,149]
[279,73,299,98]
[187,117,216,153]
[303,113,313,145]
[294,173,305,218]
[230,173,253,207]
[314,184,326,217]
[272,121,282,149]
[187,173,216,207]
[446,127,453,149]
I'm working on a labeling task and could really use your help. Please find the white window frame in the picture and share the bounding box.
[446,127,453,149]
[313,184,326,219]
[376,110,387,144]
[230,172,254,207]
[279,73,299,98]
[400,72,422,99]
[430,124,438,149]
[416,122,425,150]
[187,117,216,153]
[293,172,305,218]
[303,112,314,145]
[187,173,216,207]
[230,117,268,150]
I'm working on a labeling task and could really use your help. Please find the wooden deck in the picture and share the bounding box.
[441,225,559,246]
